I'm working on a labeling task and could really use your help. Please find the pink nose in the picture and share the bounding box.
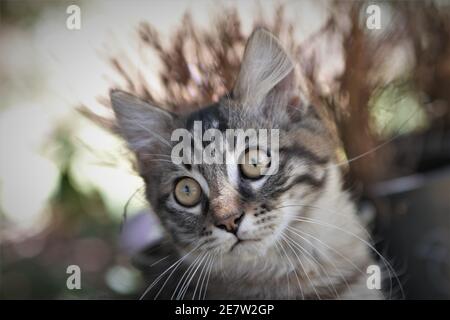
[215,212,244,234]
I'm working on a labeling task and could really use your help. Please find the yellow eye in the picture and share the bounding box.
[239,149,271,179]
[174,177,202,207]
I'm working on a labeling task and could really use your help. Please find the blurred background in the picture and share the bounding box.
[0,0,449,299]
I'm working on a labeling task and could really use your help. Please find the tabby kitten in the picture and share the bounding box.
[111,28,384,299]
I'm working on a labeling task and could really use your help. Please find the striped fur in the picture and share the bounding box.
[111,28,384,299]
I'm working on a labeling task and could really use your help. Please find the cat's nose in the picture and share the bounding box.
[215,212,244,234]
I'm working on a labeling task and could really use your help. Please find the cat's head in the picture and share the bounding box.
[111,28,334,259]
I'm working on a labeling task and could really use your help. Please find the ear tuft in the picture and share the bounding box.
[233,28,295,107]
[110,90,174,155]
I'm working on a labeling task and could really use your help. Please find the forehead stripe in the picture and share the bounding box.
[280,146,329,165]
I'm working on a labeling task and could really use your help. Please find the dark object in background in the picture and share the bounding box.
[372,158,450,299]
[371,127,450,299]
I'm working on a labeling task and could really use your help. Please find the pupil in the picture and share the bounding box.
[183,185,190,195]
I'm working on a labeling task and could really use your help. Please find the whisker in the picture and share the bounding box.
[192,253,210,300]
[287,225,365,275]
[202,254,215,300]
[172,253,203,300]
[150,254,171,268]
[286,226,355,296]
[279,232,321,300]
[140,153,175,158]
[195,254,212,300]
[275,238,304,299]
[291,216,397,298]
[140,244,200,300]
[277,202,373,241]
[281,212,404,299]
[181,252,209,300]
[146,158,178,163]
[135,122,172,148]
[120,186,144,232]
[273,202,398,298]
[283,231,340,299]
[154,257,196,300]
[326,103,422,169]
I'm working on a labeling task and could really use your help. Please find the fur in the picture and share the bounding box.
[111,28,386,300]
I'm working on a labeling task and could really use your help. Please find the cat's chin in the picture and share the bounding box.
[226,238,268,257]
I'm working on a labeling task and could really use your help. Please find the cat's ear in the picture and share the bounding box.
[110,90,174,158]
[233,28,296,112]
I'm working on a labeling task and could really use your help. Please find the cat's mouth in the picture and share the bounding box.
[229,237,261,252]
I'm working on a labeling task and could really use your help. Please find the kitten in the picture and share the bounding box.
[111,28,386,299]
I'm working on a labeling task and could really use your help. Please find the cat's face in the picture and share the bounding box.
[111,29,332,260]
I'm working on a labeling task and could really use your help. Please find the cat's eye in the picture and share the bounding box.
[174,177,202,207]
[239,149,271,179]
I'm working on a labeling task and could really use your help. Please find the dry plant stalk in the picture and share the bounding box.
[81,2,450,192]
